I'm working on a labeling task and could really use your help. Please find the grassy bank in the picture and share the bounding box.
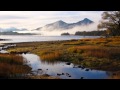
[7,36,120,73]
[0,54,31,79]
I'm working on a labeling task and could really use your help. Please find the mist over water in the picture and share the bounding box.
[17,22,98,36]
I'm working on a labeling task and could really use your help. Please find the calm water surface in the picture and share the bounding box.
[0,35,101,43]
[22,53,112,79]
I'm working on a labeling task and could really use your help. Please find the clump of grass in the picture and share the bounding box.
[0,54,31,79]
[36,50,51,56]
[67,47,84,54]
[109,48,120,59]
[0,54,23,64]
[81,46,109,58]
[40,51,62,61]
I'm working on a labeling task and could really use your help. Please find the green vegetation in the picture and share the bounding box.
[7,37,120,72]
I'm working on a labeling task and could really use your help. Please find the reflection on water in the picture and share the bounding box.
[22,53,113,79]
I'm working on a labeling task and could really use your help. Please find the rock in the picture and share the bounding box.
[66,73,71,77]
[85,69,89,71]
[38,69,42,70]
[78,65,82,68]
[66,62,71,65]
[66,73,69,75]
[80,77,84,79]
[81,66,85,69]
[43,74,50,77]
[57,73,61,76]
[69,75,71,77]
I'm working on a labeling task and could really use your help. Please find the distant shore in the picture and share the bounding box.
[0,38,11,41]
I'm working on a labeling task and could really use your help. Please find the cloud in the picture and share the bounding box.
[0,15,28,20]
[0,22,20,24]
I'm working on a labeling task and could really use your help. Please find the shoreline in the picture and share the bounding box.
[1,39,79,45]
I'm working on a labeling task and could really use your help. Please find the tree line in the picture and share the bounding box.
[75,30,106,36]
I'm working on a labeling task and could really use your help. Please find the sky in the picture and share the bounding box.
[0,11,103,30]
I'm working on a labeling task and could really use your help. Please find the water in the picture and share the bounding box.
[22,53,111,79]
[0,35,101,43]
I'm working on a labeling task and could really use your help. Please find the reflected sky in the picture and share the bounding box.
[22,53,111,79]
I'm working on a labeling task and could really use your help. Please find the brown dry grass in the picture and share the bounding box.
[40,51,62,61]
[0,54,31,78]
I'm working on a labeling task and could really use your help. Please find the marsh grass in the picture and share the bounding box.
[67,45,120,59]
[7,36,120,71]
[0,54,31,78]
[40,51,62,61]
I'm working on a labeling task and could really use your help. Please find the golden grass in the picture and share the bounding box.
[40,51,62,61]
[0,54,31,78]
[68,45,120,59]
[0,54,23,64]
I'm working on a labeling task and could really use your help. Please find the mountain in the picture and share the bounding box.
[44,20,68,29]
[75,18,94,25]
[34,18,94,30]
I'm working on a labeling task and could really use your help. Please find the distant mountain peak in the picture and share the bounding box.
[57,20,64,22]
[76,18,94,25]
[55,20,66,24]
[83,18,90,20]
[83,18,93,22]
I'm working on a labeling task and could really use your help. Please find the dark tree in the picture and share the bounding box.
[98,11,120,36]
[61,32,70,35]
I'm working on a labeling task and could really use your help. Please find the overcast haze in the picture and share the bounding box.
[0,11,103,30]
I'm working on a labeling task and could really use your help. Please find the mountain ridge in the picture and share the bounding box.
[34,18,94,30]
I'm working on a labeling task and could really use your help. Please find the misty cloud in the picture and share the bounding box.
[0,22,20,24]
[0,15,28,20]
[23,22,98,36]
[5,22,99,36]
